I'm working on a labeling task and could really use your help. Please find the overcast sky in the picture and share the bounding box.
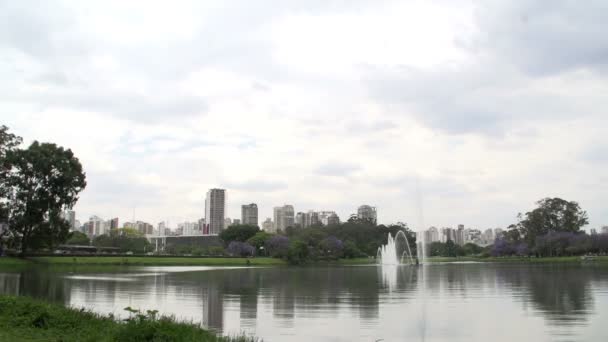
[1,0,607,231]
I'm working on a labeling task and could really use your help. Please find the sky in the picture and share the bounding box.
[1,0,607,231]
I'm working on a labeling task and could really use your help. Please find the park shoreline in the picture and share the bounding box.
[1,255,607,267]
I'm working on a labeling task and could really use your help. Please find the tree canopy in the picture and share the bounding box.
[516,197,588,247]
[1,131,86,253]
[219,224,260,244]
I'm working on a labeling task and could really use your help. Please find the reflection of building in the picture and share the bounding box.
[205,188,226,235]
[202,283,223,332]
[273,205,294,232]
[241,203,258,226]
[357,205,377,223]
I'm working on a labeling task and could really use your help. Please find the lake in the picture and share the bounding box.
[1,263,607,341]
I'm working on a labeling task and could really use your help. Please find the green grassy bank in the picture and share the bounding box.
[25,256,286,266]
[0,295,256,342]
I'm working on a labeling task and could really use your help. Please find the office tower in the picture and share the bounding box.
[357,205,377,223]
[233,219,241,225]
[224,217,232,227]
[63,210,76,230]
[326,213,340,226]
[273,205,294,232]
[109,217,119,230]
[241,203,258,226]
[205,188,226,235]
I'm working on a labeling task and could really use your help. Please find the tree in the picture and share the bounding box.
[227,241,255,257]
[246,231,273,255]
[65,231,90,245]
[517,198,589,247]
[319,236,344,259]
[4,142,86,253]
[265,235,289,258]
[219,224,260,244]
[0,126,22,223]
[287,240,309,265]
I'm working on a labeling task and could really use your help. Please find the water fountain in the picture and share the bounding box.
[377,231,415,265]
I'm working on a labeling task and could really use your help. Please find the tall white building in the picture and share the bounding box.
[241,203,258,226]
[63,210,76,230]
[357,205,377,223]
[87,215,107,237]
[205,188,226,235]
[273,205,294,232]
[262,218,273,231]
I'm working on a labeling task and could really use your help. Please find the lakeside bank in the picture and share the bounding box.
[1,255,607,267]
[0,295,255,342]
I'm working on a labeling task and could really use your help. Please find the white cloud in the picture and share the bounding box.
[1,0,607,230]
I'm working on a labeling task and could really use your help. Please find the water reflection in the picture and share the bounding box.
[0,264,607,341]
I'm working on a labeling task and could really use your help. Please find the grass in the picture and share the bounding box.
[25,256,286,266]
[0,295,257,342]
[0,257,31,266]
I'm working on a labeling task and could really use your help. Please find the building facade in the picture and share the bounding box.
[357,205,377,223]
[273,205,294,232]
[205,188,226,235]
[241,203,258,226]
[262,218,273,231]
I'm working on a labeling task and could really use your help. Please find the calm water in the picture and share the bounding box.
[1,263,607,341]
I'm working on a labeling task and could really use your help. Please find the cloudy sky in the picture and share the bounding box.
[1,0,607,231]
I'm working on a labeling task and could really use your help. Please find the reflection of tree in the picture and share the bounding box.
[17,269,71,305]
[496,265,598,326]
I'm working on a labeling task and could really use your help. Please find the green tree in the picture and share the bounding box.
[65,231,90,245]
[4,141,86,254]
[246,231,273,255]
[287,240,309,265]
[0,126,22,223]
[219,224,260,244]
[517,198,589,247]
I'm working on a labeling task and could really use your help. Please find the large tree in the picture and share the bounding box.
[517,197,588,247]
[0,125,23,223]
[4,141,86,254]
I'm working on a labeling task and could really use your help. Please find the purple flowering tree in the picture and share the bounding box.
[227,241,255,257]
[320,236,344,258]
[265,235,290,258]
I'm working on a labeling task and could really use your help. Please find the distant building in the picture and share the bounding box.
[205,188,226,235]
[483,228,495,245]
[241,203,258,226]
[305,210,320,227]
[455,225,465,246]
[424,226,439,243]
[224,218,232,227]
[63,210,76,230]
[357,205,377,223]
[109,217,119,230]
[317,211,337,226]
[178,222,201,236]
[262,218,273,231]
[327,213,340,226]
[602,226,608,234]
[295,212,306,227]
[232,219,241,225]
[273,205,294,232]
[87,216,106,237]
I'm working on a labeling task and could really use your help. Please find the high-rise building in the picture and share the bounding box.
[455,225,465,246]
[318,211,337,226]
[109,217,119,230]
[87,216,106,237]
[295,212,306,227]
[357,205,377,223]
[224,217,232,227]
[241,203,258,226]
[63,210,76,230]
[602,226,608,234]
[273,205,294,232]
[233,219,241,225]
[262,218,273,231]
[205,188,226,235]
[327,213,340,226]
[305,210,320,227]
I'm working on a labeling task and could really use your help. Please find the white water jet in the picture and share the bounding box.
[377,231,415,265]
